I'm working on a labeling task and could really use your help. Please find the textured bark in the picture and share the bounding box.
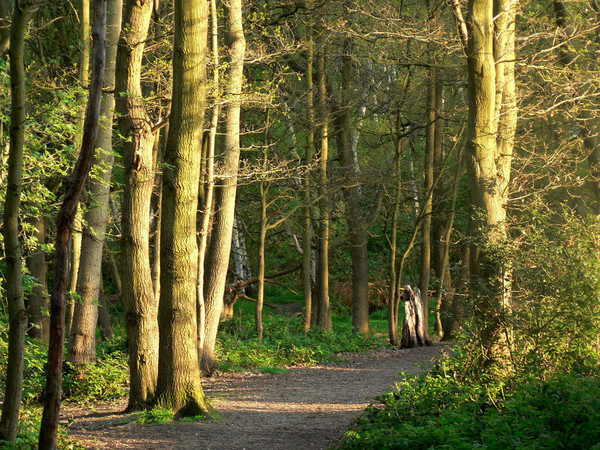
[155,0,210,416]
[336,39,369,336]
[39,1,106,447]
[401,286,427,348]
[302,29,315,331]
[26,217,50,342]
[420,64,435,343]
[0,1,33,442]
[202,0,246,374]
[388,110,406,347]
[115,0,158,410]
[465,0,516,367]
[316,46,331,330]
[68,0,121,365]
[197,0,219,359]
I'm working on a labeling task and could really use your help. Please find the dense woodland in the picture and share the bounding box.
[1,0,600,447]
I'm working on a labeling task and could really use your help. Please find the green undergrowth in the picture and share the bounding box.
[215,310,389,372]
[340,350,600,449]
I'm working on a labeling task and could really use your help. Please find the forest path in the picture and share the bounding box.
[64,344,450,449]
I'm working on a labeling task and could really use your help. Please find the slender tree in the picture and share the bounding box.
[0,0,34,442]
[68,0,121,366]
[39,0,107,446]
[202,0,246,374]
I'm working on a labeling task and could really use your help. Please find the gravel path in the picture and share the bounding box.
[64,344,450,449]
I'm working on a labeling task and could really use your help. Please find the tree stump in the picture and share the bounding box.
[401,285,429,348]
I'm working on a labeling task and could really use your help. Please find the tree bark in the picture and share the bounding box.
[202,0,246,374]
[302,28,315,331]
[68,0,121,366]
[39,1,106,447]
[155,0,210,416]
[464,0,516,368]
[115,0,159,410]
[316,44,331,330]
[0,1,33,442]
[336,38,370,335]
[197,0,219,359]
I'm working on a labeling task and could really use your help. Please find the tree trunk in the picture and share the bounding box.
[115,0,158,410]
[66,0,90,336]
[464,0,516,368]
[401,286,427,348]
[26,217,50,342]
[39,1,106,447]
[302,28,315,331]
[388,110,405,347]
[68,0,121,366]
[0,2,33,442]
[97,278,114,340]
[155,0,210,416]
[201,0,246,375]
[336,38,369,335]
[197,0,219,359]
[316,45,331,330]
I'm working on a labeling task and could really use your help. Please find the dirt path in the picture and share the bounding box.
[64,344,450,449]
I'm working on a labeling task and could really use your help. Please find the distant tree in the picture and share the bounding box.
[202,0,246,374]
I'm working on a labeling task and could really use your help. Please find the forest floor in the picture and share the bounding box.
[62,343,450,449]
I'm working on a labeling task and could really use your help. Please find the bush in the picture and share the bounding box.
[341,357,600,449]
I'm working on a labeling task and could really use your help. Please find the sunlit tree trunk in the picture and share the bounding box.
[197,0,219,362]
[464,0,516,368]
[0,1,33,442]
[302,28,315,331]
[68,0,121,366]
[155,0,211,416]
[115,0,158,410]
[315,44,332,330]
[202,0,246,374]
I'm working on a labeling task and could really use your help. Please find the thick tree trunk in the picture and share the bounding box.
[39,1,106,447]
[0,2,33,442]
[155,0,210,416]
[68,0,121,365]
[464,0,516,368]
[26,217,50,342]
[115,0,158,410]
[316,46,331,330]
[202,0,246,374]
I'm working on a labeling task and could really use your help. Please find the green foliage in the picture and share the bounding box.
[340,351,600,449]
[137,408,173,425]
[510,203,600,375]
[216,308,387,372]
[0,407,80,449]
[62,350,129,404]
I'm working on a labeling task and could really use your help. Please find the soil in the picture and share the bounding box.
[63,344,451,449]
